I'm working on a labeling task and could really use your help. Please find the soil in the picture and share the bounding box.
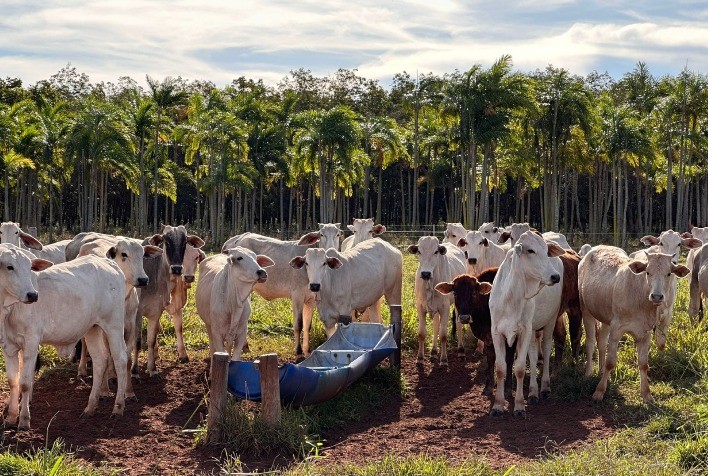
[0,352,623,475]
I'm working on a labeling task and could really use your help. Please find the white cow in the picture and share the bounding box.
[77,237,163,399]
[629,230,701,350]
[289,238,403,335]
[0,221,71,264]
[488,231,565,416]
[2,253,127,429]
[497,223,532,246]
[579,246,689,403]
[687,226,708,271]
[457,230,507,275]
[579,244,593,258]
[341,218,386,252]
[196,247,274,364]
[689,243,708,320]
[442,222,467,245]
[408,236,466,366]
[542,231,571,249]
[478,222,504,245]
[221,228,337,356]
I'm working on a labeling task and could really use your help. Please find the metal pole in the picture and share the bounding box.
[390,304,402,369]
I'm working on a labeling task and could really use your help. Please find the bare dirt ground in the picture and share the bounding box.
[0,352,623,475]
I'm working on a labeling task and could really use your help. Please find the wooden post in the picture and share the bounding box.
[206,352,230,444]
[254,353,281,425]
[390,304,402,368]
[27,226,37,238]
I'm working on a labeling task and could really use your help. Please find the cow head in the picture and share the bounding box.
[0,222,43,250]
[225,246,274,285]
[182,244,206,284]
[513,231,564,299]
[290,247,342,292]
[689,225,708,246]
[498,222,531,246]
[408,236,448,281]
[435,274,492,325]
[0,244,52,306]
[442,222,466,245]
[457,230,488,269]
[317,223,343,251]
[628,252,689,306]
[640,230,702,265]
[148,225,204,276]
[347,218,386,245]
[107,238,162,288]
[478,221,503,243]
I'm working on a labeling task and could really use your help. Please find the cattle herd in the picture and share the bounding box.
[0,218,706,430]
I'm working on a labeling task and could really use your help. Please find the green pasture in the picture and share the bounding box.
[1,252,707,474]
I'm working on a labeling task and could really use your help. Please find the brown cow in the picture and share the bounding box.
[551,251,583,372]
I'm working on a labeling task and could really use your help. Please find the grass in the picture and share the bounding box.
[1,249,707,475]
[0,439,115,476]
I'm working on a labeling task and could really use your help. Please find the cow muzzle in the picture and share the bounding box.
[550,273,560,284]
[184,275,195,284]
[170,265,183,275]
[136,277,149,287]
[309,283,321,292]
[338,314,352,325]
[650,293,664,305]
[420,271,432,280]
[256,269,267,283]
[458,314,471,324]
[468,258,477,265]
[24,291,38,303]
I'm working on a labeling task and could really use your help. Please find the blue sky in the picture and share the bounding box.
[2,0,708,89]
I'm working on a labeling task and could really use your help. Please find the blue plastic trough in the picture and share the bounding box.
[227,322,397,407]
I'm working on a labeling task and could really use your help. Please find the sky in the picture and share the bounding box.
[2,0,708,89]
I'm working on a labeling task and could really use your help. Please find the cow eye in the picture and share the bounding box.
[121,252,128,258]
[14,231,18,235]
[236,256,243,261]
[7,265,13,271]
[484,230,489,234]
[528,249,536,254]
[479,241,485,245]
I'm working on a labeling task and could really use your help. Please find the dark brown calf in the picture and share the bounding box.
[552,251,583,371]
[436,268,514,395]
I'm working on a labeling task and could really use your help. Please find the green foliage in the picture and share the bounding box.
[0,439,113,475]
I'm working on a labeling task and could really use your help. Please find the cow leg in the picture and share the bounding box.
[582,312,598,377]
[416,304,427,364]
[567,308,583,361]
[527,333,540,403]
[230,317,249,362]
[482,343,495,395]
[370,298,383,323]
[132,311,142,378]
[4,350,21,427]
[491,332,508,415]
[455,310,465,357]
[431,312,441,359]
[82,327,109,418]
[592,324,622,402]
[146,315,160,377]
[474,338,484,358]
[512,326,532,417]
[171,309,189,363]
[596,322,611,376]
[78,336,89,379]
[540,323,555,399]
[636,332,654,403]
[552,315,566,376]
[689,276,702,320]
[439,307,450,366]
[18,346,40,430]
[103,321,128,418]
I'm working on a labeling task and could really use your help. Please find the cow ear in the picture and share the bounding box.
[681,232,693,239]
[256,255,275,268]
[148,234,164,246]
[187,235,205,248]
[672,264,690,278]
[438,245,447,255]
[628,260,648,274]
[326,257,342,269]
[31,258,53,271]
[498,231,511,244]
[290,256,306,269]
[514,244,522,256]
[641,235,659,246]
[482,238,489,247]
[347,224,355,232]
[19,232,43,251]
[479,282,493,295]
[106,246,117,259]
[682,237,703,249]
[408,245,419,254]
[533,230,544,238]
[547,242,565,257]
[435,282,454,295]
[297,231,320,246]
[197,249,206,263]
[372,224,386,235]
[143,245,163,258]
[492,227,499,233]
[457,238,467,248]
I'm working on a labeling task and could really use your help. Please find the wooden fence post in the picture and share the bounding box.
[254,353,281,425]
[390,304,402,369]
[27,226,37,238]
[206,352,230,444]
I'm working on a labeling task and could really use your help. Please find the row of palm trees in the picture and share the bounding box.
[1,58,707,246]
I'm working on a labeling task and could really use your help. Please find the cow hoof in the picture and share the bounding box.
[108,378,117,388]
[472,350,483,359]
[126,395,138,403]
[131,364,139,375]
[99,395,111,401]
[643,395,655,405]
[110,412,123,420]
[541,390,551,400]
[295,356,306,364]
[481,386,492,396]
[149,371,161,379]
[592,391,604,402]
[528,395,539,404]
[439,360,448,368]
[179,356,189,364]
[17,424,29,431]
[513,409,526,418]
[80,412,94,420]
[430,348,438,356]
[490,408,504,417]
[131,375,141,384]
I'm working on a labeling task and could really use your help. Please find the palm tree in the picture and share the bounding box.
[146,76,187,231]
[125,94,154,234]
[0,100,35,221]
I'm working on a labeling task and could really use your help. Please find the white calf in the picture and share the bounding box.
[341,218,386,252]
[457,230,507,275]
[442,222,467,245]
